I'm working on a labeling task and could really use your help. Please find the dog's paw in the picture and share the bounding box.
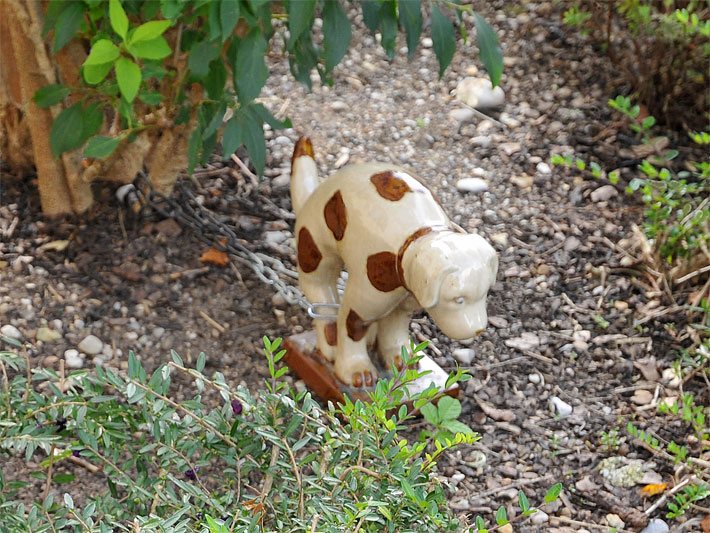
[379,347,419,373]
[335,355,377,388]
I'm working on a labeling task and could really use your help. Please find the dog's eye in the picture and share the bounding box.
[455,296,465,305]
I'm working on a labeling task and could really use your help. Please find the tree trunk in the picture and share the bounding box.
[0,0,190,216]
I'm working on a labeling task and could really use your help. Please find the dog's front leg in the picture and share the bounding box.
[376,308,414,372]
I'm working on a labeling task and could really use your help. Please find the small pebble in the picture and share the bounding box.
[449,108,475,123]
[455,177,488,193]
[591,184,618,202]
[1,324,22,340]
[641,519,669,533]
[421,37,433,48]
[452,348,475,365]
[528,373,541,385]
[78,335,103,355]
[549,396,573,417]
[64,349,84,369]
[530,510,549,525]
[631,389,653,406]
[536,162,552,174]
[36,327,62,343]
[455,77,505,109]
[605,514,625,529]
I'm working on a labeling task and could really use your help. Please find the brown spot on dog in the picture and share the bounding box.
[297,227,322,273]
[395,227,435,288]
[324,321,337,346]
[370,171,412,201]
[346,309,368,342]
[366,251,402,292]
[324,190,347,241]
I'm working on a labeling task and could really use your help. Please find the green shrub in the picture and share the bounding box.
[560,1,709,130]
[0,336,480,531]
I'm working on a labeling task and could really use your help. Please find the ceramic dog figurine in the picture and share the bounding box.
[291,137,498,388]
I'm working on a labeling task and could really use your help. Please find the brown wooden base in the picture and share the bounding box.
[283,331,459,406]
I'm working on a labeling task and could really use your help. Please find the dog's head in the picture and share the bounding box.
[403,232,498,340]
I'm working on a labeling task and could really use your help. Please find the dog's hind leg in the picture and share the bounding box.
[298,257,342,362]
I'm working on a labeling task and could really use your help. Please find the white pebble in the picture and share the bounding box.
[536,162,551,174]
[641,519,669,533]
[456,178,489,193]
[455,77,505,109]
[549,396,573,417]
[64,349,84,369]
[449,108,475,123]
[452,348,475,365]
[530,510,549,525]
[78,335,103,355]
[591,184,618,202]
[421,37,433,48]
[528,373,541,385]
[1,324,22,340]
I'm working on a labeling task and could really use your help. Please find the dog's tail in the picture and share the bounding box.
[290,136,319,216]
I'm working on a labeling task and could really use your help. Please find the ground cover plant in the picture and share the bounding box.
[0,336,561,531]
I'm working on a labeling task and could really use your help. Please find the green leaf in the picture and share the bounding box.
[235,30,268,103]
[53,473,75,484]
[115,57,142,102]
[239,109,266,176]
[361,0,381,32]
[287,0,316,49]
[187,127,202,174]
[441,419,473,435]
[495,506,508,525]
[220,0,241,42]
[544,482,563,503]
[50,103,84,157]
[322,0,351,72]
[379,0,397,59]
[82,103,104,141]
[33,84,70,108]
[518,490,530,512]
[127,36,172,60]
[109,0,129,40]
[84,39,120,66]
[222,116,242,160]
[437,395,461,420]
[204,61,228,100]
[53,1,84,52]
[431,6,456,78]
[474,515,487,532]
[474,13,503,87]
[252,103,292,129]
[129,20,172,44]
[419,402,439,425]
[83,62,114,85]
[398,0,422,58]
[84,136,121,159]
[189,41,221,78]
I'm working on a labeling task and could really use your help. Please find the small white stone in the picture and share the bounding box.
[641,519,669,533]
[449,108,475,123]
[421,37,433,48]
[530,510,549,525]
[1,324,23,340]
[605,514,625,529]
[450,472,466,483]
[272,173,290,189]
[78,335,103,355]
[528,373,541,385]
[536,162,552,174]
[469,136,492,148]
[36,327,62,343]
[64,349,84,369]
[549,396,573,417]
[455,77,505,109]
[452,348,475,365]
[331,100,348,111]
[591,184,618,202]
[456,177,488,193]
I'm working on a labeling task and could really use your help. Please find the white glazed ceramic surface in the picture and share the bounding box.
[291,138,498,387]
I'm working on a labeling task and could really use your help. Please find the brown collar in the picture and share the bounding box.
[396,225,453,289]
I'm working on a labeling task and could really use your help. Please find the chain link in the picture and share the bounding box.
[134,174,315,311]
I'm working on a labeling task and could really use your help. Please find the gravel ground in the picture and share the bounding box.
[1,2,707,532]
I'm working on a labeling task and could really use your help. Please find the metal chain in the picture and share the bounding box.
[132,174,316,312]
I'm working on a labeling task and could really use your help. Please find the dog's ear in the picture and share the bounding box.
[406,250,457,309]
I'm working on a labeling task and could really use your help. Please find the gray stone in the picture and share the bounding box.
[641,519,669,533]
[449,108,475,123]
[549,396,573,417]
[78,335,103,355]
[1,324,22,340]
[64,349,84,369]
[530,510,549,525]
[36,327,62,343]
[455,77,505,109]
[455,178,488,193]
[452,348,475,365]
[591,184,618,202]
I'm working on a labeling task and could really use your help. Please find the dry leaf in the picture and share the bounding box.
[38,240,70,252]
[200,248,229,267]
[641,483,668,497]
[701,514,710,532]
